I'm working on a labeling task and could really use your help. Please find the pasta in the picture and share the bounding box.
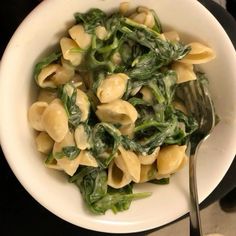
[29,4,215,215]
[96,99,138,125]
[35,132,54,154]
[41,99,69,142]
[96,73,129,103]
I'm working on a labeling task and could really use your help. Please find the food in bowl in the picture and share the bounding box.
[28,3,215,214]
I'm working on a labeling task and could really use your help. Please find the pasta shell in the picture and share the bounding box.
[156,145,187,175]
[37,64,74,88]
[139,147,160,165]
[95,26,108,40]
[41,99,69,142]
[140,86,154,103]
[38,89,57,104]
[171,61,196,84]
[96,99,138,125]
[56,156,80,176]
[74,124,90,150]
[119,2,130,15]
[139,164,157,183]
[107,160,132,188]
[119,123,135,138]
[78,150,98,167]
[69,24,92,50]
[130,7,155,28]
[96,73,129,103]
[60,37,83,66]
[35,132,54,154]
[162,31,180,41]
[28,101,48,131]
[180,42,216,64]
[76,89,90,122]
[111,52,122,65]
[53,132,80,176]
[37,64,60,88]
[116,146,141,183]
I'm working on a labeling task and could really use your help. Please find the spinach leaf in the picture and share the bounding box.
[92,123,121,168]
[92,189,151,214]
[72,167,151,214]
[119,18,190,67]
[74,8,107,33]
[58,83,82,127]
[55,146,80,160]
[149,178,169,185]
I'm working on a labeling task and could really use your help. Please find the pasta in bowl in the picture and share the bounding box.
[1,0,236,233]
[28,3,216,215]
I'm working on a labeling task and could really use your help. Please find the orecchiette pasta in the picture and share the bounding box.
[35,132,54,154]
[37,64,74,88]
[162,31,180,41]
[180,42,216,64]
[74,124,90,150]
[116,146,141,183]
[78,150,98,167]
[140,86,154,103]
[139,164,157,183]
[60,37,83,66]
[95,26,108,40]
[157,145,188,175]
[53,132,80,176]
[111,52,122,65]
[118,123,135,138]
[107,159,132,188]
[96,73,129,103]
[69,24,92,50]
[41,99,69,142]
[172,61,196,83]
[130,6,155,28]
[138,147,160,165]
[96,99,138,125]
[76,89,90,122]
[119,2,130,15]
[28,101,48,131]
[37,89,57,104]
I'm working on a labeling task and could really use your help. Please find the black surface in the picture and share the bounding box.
[0,1,236,235]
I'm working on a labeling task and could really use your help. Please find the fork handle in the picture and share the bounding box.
[189,152,203,236]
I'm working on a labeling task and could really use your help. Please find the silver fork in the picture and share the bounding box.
[177,78,216,236]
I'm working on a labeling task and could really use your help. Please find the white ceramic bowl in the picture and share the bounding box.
[0,0,236,233]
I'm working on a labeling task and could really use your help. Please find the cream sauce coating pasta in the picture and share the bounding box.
[35,131,54,154]
[69,24,92,50]
[172,61,196,83]
[78,151,98,167]
[74,124,90,150]
[180,42,216,64]
[96,73,129,103]
[139,147,160,165]
[60,37,83,66]
[96,99,138,125]
[116,146,141,183]
[41,99,68,142]
[28,101,48,131]
[107,160,132,188]
[76,89,90,122]
[157,145,187,175]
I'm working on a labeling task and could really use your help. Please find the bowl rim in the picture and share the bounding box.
[0,0,236,233]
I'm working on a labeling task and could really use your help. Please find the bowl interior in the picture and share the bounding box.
[0,0,236,233]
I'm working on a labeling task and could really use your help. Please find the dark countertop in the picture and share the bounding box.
[0,1,235,235]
